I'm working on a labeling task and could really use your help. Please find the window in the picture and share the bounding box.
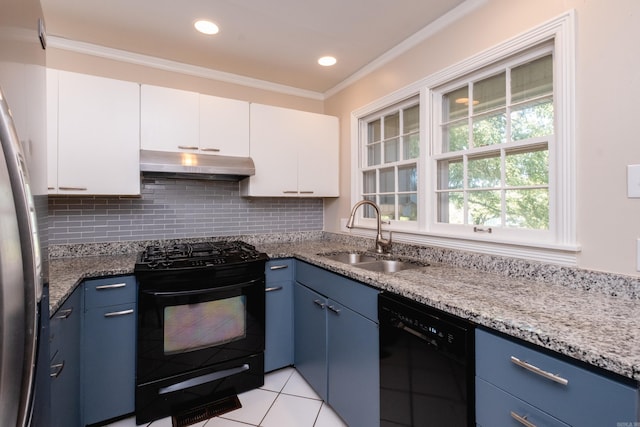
[352,12,575,263]
[433,49,554,235]
[360,99,419,223]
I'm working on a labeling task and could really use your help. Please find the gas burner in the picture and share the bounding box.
[135,240,268,271]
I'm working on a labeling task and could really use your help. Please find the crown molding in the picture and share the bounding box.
[47,35,325,101]
[323,0,488,98]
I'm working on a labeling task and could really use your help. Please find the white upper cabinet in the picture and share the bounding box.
[240,103,339,197]
[47,69,140,195]
[140,85,250,157]
[199,94,250,157]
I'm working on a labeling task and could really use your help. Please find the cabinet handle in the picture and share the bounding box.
[95,282,127,290]
[58,186,87,191]
[269,264,289,271]
[104,309,134,318]
[265,286,283,292]
[510,356,569,386]
[327,305,341,314]
[50,362,65,378]
[55,308,73,319]
[200,147,221,152]
[313,299,326,309]
[282,190,298,194]
[47,186,55,190]
[177,145,198,150]
[510,411,537,427]
[299,191,314,194]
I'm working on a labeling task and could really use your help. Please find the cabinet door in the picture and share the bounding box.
[50,288,82,427]
[293,283,328,400]
[140,84,199,152]
[297,113,339,197]
[265,260,294,372]
[56,71,140,195]
[46,69,58,193]
[327,300,379,427]
[199,94,249,157]
[83,302,136,425]
[244,103,298,196]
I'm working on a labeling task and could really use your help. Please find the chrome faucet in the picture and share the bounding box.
[346,200,392,254]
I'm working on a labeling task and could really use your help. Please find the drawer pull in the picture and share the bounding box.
[313,299,326,309]
[299,191,314,194]
[265,286,283,292]
[510,411,537,427]
[104,309,134,318]
[50,362,65,378]
[55,308,73,319]
[177,145,198,150]
[200,147,221,152]
[58,186,87,191]
[282,190,298,194]
[327,305,341,315]
[269,264,289,271]
[95,283,127,290]
[510,356,569,386]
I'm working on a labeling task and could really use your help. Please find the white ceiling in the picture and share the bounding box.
[40,0,466,94]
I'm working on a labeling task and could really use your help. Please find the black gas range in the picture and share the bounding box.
[134,240,269,425]
[135,240,269,272]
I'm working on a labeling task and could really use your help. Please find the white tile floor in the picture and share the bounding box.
[106,367,348,427]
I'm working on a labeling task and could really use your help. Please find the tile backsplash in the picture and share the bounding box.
[48,178,324,245]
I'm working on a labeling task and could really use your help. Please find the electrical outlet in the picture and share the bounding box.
[628,165,640,198]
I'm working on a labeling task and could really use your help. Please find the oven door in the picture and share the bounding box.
[136,276,265,385]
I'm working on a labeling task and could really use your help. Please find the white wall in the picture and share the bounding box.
[324,0,640,276]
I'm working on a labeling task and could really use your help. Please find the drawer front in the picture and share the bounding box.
[266,259,294,283]
[476,378,570,427]
[296,261,379,322]
[84,275,136,308]
[476,329,639,426]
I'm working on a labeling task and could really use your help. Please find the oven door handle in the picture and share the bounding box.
[142,278,262,297]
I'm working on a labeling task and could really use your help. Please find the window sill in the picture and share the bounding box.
[344,226,581,266]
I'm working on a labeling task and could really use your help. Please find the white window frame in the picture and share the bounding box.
[350,11,577,265]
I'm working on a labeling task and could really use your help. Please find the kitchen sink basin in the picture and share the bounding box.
[353,259,422,273]
[322,252,378,264]
[321,252,426,273]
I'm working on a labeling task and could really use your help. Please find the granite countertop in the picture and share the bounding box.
[48,237,640,382]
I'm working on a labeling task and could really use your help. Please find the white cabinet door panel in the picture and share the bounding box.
[140,85,199,152]
[199,94,249,157]
[56,71,140,195]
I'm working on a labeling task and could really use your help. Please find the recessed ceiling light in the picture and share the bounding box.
[318,56,337,67]
[194,20,219,35]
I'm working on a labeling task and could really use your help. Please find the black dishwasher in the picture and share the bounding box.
[379,292,475,427]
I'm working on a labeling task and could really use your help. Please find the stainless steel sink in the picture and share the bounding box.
[353,259,421,273]
[321,252,426,273]
[322,252,378,264]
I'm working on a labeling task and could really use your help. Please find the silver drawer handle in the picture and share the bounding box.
[104,309,134,318]
[58,186,87,191]
[95,283,127,290]
[50,362,64,378]
[299,191,314,194]
[282,190,298,194]
[510,356,569,386]
[55,308,73,319]
[313,299,326,309]
[327,305,341,314]
[269,264,289,270]
[510,411,537,427]
[265,286,283,292]
[200,147,221,152]
[177,145,198,150]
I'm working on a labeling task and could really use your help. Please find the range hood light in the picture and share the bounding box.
[181,153,197,166]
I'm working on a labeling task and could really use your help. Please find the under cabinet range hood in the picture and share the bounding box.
[140,150,255,181]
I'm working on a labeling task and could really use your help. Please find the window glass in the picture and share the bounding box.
[512,55,553,103]
[473,72,506,114]
[467,154,501,188]
[511,99,554,141]
[472,111,506,147]
[380,167,395,193]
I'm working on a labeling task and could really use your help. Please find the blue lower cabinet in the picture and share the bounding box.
[83,302,136,425]
[476,329,640,426]
[294,261,380,427]
[50,287,82,427]
[265,259,294,372]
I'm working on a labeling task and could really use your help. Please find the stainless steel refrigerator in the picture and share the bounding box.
[0,0,48,425]
[0,87,43,427]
